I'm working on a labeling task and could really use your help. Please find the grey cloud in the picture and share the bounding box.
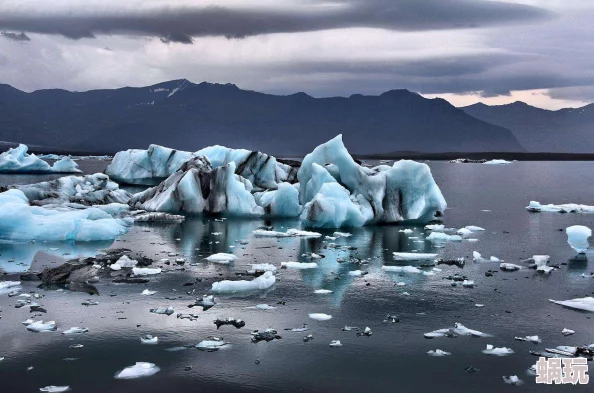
[1,31,31,41]
[0,0,550,41]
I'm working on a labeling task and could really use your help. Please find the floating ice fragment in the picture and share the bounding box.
[462,280,475,288]
[150,306,174,316]
[26,320,57,332]
[115,362,160,379]
[566,225,591,253]
[251,328,282,343]
[205,253,237,264]
[248,263,277,274]
[514,335,541,343]
[314,289,333,294]
[140,335,158,344]
[484,159,512,165]
[424,323,491,339]
[132,267,161,275]
[110,255,137,270]
[502,375,523,385]
[427,349,451,357]
[392,252,438,261]
[465,226,485,231]
[309,313,332,321]
[550,297,594,312]
[381,265,422,274]
[562,328,575,336]
[427,232,462,242]
[39,386,71,393]
[141,289,157,296]
[211,271,275,294]
[329,340,343,347]
[424,224,444,231]
[62,327,88,335]
[342,326,360,332]
[248,304,276,310]
[482,344,514,356]
[456,228,473,237]
[333,232,352,237]
[348,270,364,276]
[280,261,317,269]
[398,229,413,234]
[527,200,594,213]
[253,229,322,238]
[500,263,522,272]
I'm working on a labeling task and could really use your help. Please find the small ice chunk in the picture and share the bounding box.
[248,304,276,310]
[62,327,88,335]
[314,289,333,294]
[424,224,444,231]
[205,253,237,264]
[39,386,71,393]
[248,263,277,274]
[550,297,594,312]
[500,263,522,272]
[333,232,352,237]
[392,252,438,261]
[26,320,57,332]
[562,328,575,336]
[456,228,473,237]
[329,340,343,347]
[424,322,491,339]
[462,280,474,288]
[465,226,485,231]
[566,225,591,253]
[114,362,160,379]
[110,255,138,270]
[381,265,422,274]
[514,335,541,343]
[502,375,523,386]
[253,228,322,237]
[427,232,462,242]
[427,349,451,357]
[140,335,158,344]
[482,344,514,356]
[280,261,318,269]
[211,271,276,293]
[484,159,512,165]
[196,337,229,351]
[150,306,174,316]
[132,267,161,276]
[398,229,413,234]
[348,270,363,276]
[141,289,157,296]
[309,313,332,321]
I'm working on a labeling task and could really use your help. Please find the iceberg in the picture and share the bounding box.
[381,265,422,274]
[211,271,275,294]
[424,323,491,338]
[482,344,514,356]
[0,144,81,173]
[566,225,591,253]
[39,386,71,393]
[107,144,296,188]
[309,313,332,321]
[393,252,438,261]
[6,174,131,206]
[0,189,131,241]
[205,253,237,264]
[500,263,522,271]
[25,320,58,332]
[118,135,446,228]
[427,232,462,242]
[484,159,512,165]
[129,158,264,216]
[427,349,451,357]
[298,135,446,226]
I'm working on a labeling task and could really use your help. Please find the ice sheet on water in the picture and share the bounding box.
[527,200,594,213]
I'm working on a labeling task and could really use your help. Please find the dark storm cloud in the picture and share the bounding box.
[0,0,549,41]
[0,31,30,41]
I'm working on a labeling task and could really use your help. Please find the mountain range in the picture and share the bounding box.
[0,80,525,156]
[463,101,594,153]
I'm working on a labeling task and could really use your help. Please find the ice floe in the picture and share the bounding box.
[526,200,594,213]
[140,335,158,344]
[39,386,71,393]
[381,265,422,274]
[426,232,462,242]
[562,328,575,336]
[62,327,89,335]
[424,323,491,338]
[211,271,276,293]
[514,335,541,343]
[25,320,57,332]
[392,252,438,261]
[502,375,523,385]
[281,261,318,269]
[500,263,522,271]
[0,144,81,173]
[253,228,322,237]
[329,340,343,347]
[484,159,512,165]
[427,349,451,357]
[132,267,161,276]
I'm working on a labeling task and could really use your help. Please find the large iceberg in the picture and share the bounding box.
[0,144,81,173]
[129,157,264,216]
[298,135,446,227]
[116,135,447,228]
[106,144,297,188]
[0,189,131,241]
[2,174,131,206]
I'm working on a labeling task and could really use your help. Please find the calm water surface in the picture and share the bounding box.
[1,160,593,392]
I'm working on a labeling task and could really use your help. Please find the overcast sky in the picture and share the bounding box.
[0,0,592,109]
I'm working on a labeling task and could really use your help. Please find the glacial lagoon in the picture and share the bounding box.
[1,159,594,392]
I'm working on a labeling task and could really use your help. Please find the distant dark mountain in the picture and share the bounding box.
[0,80,524,155]
[463,101,594,153]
